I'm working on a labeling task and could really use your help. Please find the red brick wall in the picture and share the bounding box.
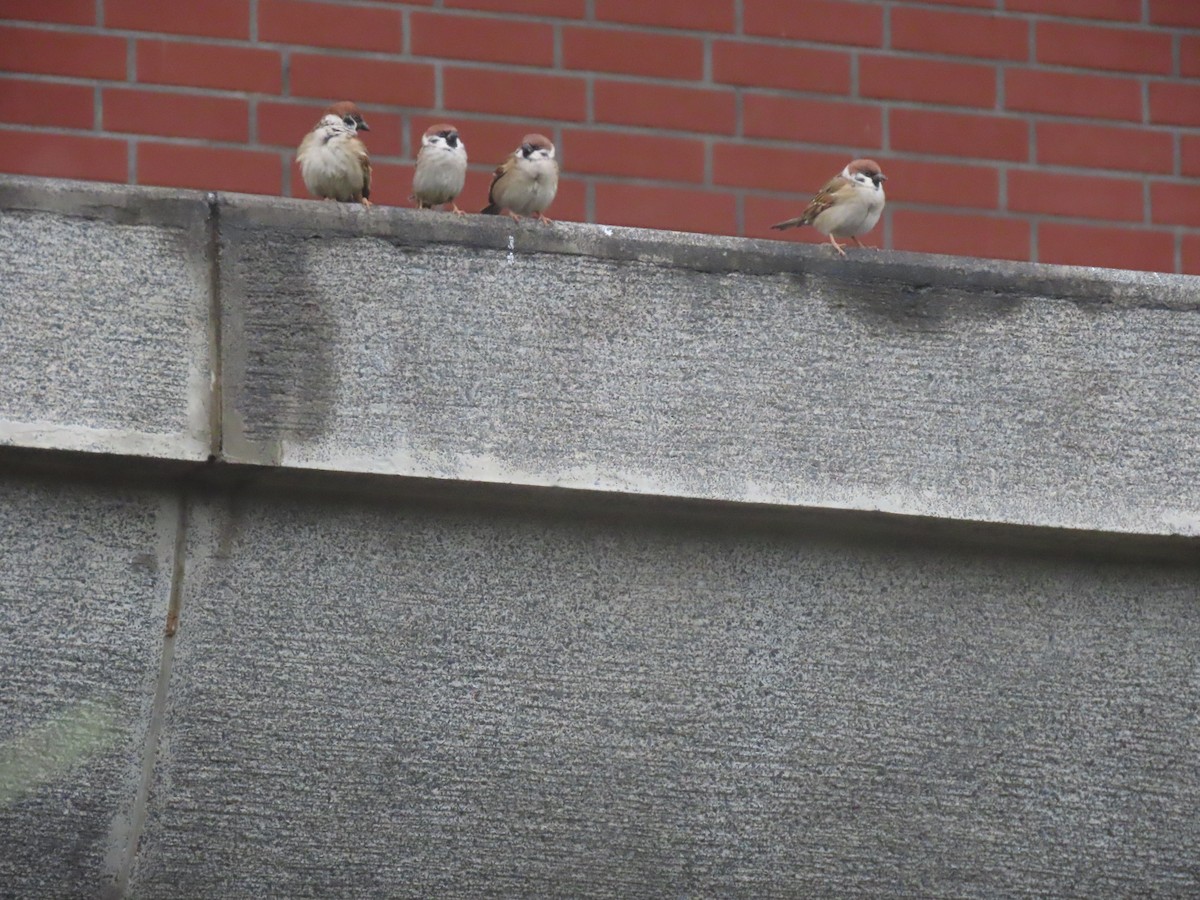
[1,0,1198,273]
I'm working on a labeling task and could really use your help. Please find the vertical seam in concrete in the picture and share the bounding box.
[206,193,224,462]
[111,491,189,899]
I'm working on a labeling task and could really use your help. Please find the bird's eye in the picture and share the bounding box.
[343,116,355,127]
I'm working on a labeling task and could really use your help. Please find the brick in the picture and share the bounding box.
[594,0,734,32]
[892,8,1026,61]
[262,102,404,157]
[0,0,94,25]
[594,81,735,135]
[106,0,249,38]
[1182,36,1200,79]
[743,94,882,148]
[1150,182,1200,227]
[743,0,883,48]
[1183,234,1200,276]
[594,182,736,235]
[562,129,706,183]
[0,77,94,129]
[138,142,281,195]
[292,55,434,107]
[443,0,585,16]
[444,67,584,122]
[1183,136,1200,177]
[1006,69,1141,121]
[884,158,999,209]
[0,26,125,80]
[859,56,995,108]
[563,27,704,80]
[1148,83,1200,127]
[0,129,126,181]
[1150,0,1200,27]
[411,12,554,67]
[1008,170,1143,221]
[1009,0,1141,21]
[410,115,541,168]
[137,40,281,94]
[1036,122,1173,175]
[103,88,248,142]
[712,144,847,191]
[1036,22,1171,76]
[891,110,1027,163]
[891,210,1031,261]
[1038,222,1175,273]
[260,0,401,53]
[712,42,850,95]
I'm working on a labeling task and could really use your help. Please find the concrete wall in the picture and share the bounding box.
[2,175,1199,897]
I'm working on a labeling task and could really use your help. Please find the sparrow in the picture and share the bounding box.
[295,101,372,206]
[480,133,559,223]
[412,123,467,214]
[771,158,887,256]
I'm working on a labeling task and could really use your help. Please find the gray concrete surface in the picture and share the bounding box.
[130,487,1200,897]
[0,475,176,896]
[2,176,1200,896]
[216,193,1200,537]
[0,178,214,461]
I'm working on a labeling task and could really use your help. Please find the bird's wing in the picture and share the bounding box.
[352,138,372,200]
[487,155,517,207]
[797,175,855,225]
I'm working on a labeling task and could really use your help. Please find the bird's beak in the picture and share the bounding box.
[874,174,886,185]
[357,118,370,132]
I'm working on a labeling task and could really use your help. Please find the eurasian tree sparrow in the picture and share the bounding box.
[412,123,467,214]
[771,158,887,255]
[296,101,372,206]
[480,133,559,223]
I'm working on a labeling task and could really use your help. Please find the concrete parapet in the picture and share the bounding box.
[2,176,1199,896]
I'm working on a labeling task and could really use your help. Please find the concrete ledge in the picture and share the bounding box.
[3,175,1199,538]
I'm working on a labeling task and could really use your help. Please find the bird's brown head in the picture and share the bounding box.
[848,158,886,187]
[325,100,369,132]
[519,133,555,160]
[422,123,461,149]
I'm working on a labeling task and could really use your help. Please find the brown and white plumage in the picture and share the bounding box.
[296,102,372,206]
[480,133,559,223]
[412,123,467,214]
[771,158,887,255]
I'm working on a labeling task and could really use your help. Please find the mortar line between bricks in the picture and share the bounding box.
[95,0,103,27]
[248,0,258,42]
[110,491,190,899]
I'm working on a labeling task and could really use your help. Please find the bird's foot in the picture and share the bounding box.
[533,212,554,225]
[451,203,466,216]
[506,211,523,222]
[829,236,847,257]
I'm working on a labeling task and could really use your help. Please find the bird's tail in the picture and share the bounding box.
[480,203,500,215]
[770,217,804,231]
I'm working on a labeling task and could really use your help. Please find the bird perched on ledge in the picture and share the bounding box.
[412,123,468,214]
[296,101,372,206]
[771,158,887,256]
[481,133,559,223]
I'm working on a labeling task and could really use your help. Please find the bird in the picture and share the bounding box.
[480,133,559,223]
[771,158,887,256]
[295,101,372,206]
[411,123,468,214]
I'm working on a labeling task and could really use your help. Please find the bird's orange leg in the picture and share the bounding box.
[450,202,465,216]
[506,210,522,222]
[829,235,847,257]
[533,211,554,225]
[851,236,876,251]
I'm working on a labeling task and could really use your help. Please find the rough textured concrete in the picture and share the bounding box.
[127,487,1200,898]
[0,474,175,896]
[217,193,1200,538]
[0,177,213,461]
[2,177,1200,897]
